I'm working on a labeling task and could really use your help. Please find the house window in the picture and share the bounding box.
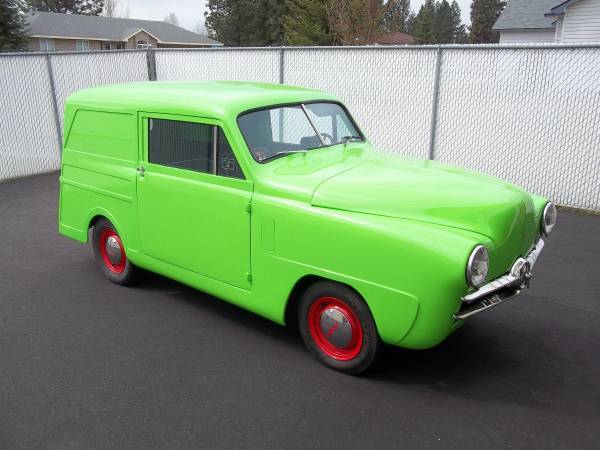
[76,40,90,51]
[39,39,55,52]
[101,42,125,50]
[136,40,151,49]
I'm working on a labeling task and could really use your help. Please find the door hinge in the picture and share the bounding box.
[246,201,252,213]
[246,272,252,283]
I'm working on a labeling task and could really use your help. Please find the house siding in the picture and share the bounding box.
[561,0,600,43]
[30,37,102,52]
[499,29,556,43]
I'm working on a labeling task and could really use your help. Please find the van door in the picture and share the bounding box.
[136,114,252,291]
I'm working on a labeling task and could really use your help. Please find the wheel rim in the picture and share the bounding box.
[99,228,126,274]
[307,296,363,361]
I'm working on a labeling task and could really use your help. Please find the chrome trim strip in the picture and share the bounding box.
[454,290,521,320]
[461,239,544,303]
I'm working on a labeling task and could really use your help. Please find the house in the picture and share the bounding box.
[493,0,600,44]
[26,11,221,52]
[372,32,416,46]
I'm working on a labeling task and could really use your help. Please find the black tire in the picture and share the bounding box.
[91,218,138,285]
[298,281,381,374]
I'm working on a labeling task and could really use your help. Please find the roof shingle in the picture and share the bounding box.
[27,11,221,46]
[493,0,560,30]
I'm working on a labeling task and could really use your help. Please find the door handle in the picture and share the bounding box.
[137,165,145,177]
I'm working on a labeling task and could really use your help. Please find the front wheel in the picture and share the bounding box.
[298,281,381,374]
[92,218,138,285]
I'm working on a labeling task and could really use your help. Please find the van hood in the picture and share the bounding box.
[311,157,538,266]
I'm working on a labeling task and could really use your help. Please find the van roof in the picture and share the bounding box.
[65,81,339,119]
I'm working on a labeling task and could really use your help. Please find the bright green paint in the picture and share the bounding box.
[59,81,548,349]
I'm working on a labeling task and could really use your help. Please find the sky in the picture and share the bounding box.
[120,0,206,31]
[119,0,472,33]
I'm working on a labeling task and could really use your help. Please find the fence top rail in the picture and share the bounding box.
[2,43,600,58]
[152,43,600,51]
[0,48,148,58]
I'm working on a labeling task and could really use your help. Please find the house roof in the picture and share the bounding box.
[493,0,560,30]
[27,11,222,46]
[545,0,581,16]
[373,32,416,45]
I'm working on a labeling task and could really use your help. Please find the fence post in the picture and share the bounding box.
[147,48,157,81]
[44,53,63,153]
[428,46,442,160]
[279,47,285,84]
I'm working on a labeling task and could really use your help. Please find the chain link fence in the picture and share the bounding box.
[1,45,598,210]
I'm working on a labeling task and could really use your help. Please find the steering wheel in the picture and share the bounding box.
[320,133,334,145]
[252,147,268,161]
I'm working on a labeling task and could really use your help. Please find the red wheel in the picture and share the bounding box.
[98,228,126,274]
[307,296,363,361]
[92,218,138,285]
[299,281,380,374]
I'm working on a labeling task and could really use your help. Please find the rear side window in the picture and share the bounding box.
[148,119,244,179]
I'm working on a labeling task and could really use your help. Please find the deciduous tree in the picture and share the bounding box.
[326,0,384,45]
[163,12,179,26]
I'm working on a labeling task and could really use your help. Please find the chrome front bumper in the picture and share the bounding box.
[454,239,545,320]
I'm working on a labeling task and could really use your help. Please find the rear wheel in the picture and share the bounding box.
[298,281,380,374]
[92,218,138,285]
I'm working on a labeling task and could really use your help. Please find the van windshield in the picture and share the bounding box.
[237,102,362,163]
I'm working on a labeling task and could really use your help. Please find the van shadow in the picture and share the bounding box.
[135,270,302,347]
[369,315,563,406]
[136,272,562,406]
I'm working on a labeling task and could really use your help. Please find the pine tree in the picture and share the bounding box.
[433,0,453,43]
[0,0,29,51]
[411,0,435,44]
[283,0,331,45]
[205,0,265,46]
[470,0,505,43]
[382,0,410,33]
[450,0,467,43]
[27,1,104,15]
[255,0,285,46]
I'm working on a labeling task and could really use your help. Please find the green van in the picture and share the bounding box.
[59,81,556,373]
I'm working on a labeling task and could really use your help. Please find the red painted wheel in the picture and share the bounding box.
[307,296,363,361]
[92,218,138,285]
[299,281,381,374]
[98,228,126,274]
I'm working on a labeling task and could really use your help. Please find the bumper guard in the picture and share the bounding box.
[454,239,545,320]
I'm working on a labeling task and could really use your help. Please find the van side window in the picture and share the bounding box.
[217,128,244,179]
[149,119,213,174]
[148,119,244,179]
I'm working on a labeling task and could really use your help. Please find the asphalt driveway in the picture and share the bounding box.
[1,173,599,449]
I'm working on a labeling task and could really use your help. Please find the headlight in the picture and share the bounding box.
[466,245,489,288]
[542,202,557,236]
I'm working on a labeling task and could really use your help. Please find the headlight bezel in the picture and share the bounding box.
[466,245,489,288]
[542,202,557,236]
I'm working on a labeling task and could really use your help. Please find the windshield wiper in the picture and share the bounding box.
[260,149,308,163]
